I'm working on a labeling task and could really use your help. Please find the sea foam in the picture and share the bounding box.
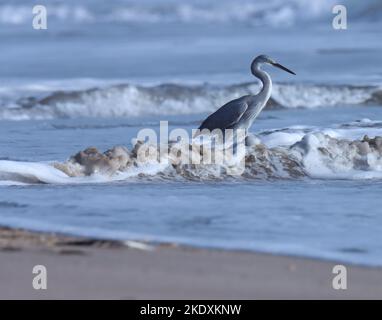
[0,82,380,120]
[2,132,382,185]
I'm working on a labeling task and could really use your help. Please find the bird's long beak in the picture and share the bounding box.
[272,62,296,75]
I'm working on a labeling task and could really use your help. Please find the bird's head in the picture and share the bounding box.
[251,54,296,75]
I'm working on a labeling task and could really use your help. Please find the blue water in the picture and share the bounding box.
[1,179,382,266]
[1,107,382,266]
[1,0,382,266]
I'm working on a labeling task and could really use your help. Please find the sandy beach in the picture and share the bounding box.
[1,0,382,303]
[0,226,381,300]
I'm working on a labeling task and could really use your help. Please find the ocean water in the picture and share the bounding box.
[1,0,382,266]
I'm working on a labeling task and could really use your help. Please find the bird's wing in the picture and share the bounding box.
[198,96,249,132]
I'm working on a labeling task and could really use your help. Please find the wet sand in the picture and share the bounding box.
[0,226,381,299]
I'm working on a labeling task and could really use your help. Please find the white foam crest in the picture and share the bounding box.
[272,84,377,108]
[0,0,338,27]
[3,130,382,184]
[259,119,382,149]
[0,4,93,25]
[290,133,382,179]
[0,159,171,185]
[1,82,381,120]
[0,160,71,184]
[1,0,381,27]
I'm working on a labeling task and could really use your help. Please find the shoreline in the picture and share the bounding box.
[0,226,382,299]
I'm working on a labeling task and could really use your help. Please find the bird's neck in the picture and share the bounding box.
[251,65,272,103]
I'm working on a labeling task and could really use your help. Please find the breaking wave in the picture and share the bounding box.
[1,0,381,27]
[2,132,382,185]
[0,0,341,27]
[0,82,381,120]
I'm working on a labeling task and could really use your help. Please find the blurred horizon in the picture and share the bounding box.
[0,0,381,28]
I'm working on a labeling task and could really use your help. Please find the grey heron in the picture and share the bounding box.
[196,55,295,139]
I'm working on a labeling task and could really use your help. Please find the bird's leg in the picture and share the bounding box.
[231,129,239,155]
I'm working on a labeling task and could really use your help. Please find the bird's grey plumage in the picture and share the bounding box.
[198,95,251,132]
[197,54,295,136]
